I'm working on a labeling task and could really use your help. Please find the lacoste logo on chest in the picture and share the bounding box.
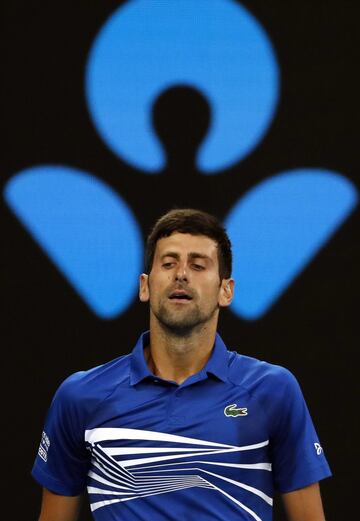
[224,403,248,417]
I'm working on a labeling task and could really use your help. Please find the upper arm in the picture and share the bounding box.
[281,482,326,521]
[38,488,83,521]
[32,376,90,497]
[267,369,331,492]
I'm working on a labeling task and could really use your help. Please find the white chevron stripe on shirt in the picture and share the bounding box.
[86,427,272,521]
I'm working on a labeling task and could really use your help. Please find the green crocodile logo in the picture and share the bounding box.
[224,403,248,417]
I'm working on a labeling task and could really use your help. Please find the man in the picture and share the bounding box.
[33,208,331,521]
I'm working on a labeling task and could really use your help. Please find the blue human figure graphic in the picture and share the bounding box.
[4,0,358,319]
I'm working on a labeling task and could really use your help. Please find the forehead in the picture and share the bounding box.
[155,233,218,259]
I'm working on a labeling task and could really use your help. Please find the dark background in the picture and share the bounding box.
[2,1,359,519]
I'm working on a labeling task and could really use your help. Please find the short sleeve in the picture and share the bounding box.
[269,369,332,493]
[31,373,90,495]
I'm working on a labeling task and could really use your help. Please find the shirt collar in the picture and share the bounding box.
[129,331,229,386]
[129,331,153,385]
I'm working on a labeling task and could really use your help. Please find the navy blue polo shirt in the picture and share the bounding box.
[32,332,331,520]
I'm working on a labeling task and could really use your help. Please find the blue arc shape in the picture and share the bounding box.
[225,168,358,320]
[4,166,143,318]
[85,0,279,173]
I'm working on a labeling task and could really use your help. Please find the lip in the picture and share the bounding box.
[168,290,193,302]
[168,297,192,304]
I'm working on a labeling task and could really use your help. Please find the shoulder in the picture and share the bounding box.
[52,353,132,410]
[227,350,307,435]
[227,350,301,398]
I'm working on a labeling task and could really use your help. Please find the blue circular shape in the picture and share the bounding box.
[85,0,279,173]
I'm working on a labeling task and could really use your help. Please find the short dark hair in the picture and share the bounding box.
[145,208,232,279]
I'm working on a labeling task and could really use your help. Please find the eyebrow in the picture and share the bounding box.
[161,251,212,262]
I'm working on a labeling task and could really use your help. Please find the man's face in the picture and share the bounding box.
[139,233,234,335]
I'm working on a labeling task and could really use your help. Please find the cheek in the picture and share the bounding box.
[148,274,170,296]
[201,277,222,298]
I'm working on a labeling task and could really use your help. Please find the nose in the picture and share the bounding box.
[175,262,188,282]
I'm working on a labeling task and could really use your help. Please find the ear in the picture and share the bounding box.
[139,273,150,302]
[218,278,234,308]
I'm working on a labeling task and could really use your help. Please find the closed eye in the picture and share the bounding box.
[162,262,175,268]
[192,264,205,271]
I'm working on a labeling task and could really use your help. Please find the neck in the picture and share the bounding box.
[145,315,217,384]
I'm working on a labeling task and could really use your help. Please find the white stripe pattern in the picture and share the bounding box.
[85,428,272,520]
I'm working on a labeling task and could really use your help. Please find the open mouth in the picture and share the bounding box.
[168,291,193,301]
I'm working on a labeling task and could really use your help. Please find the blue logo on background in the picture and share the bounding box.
[85,0,279,174]
[3,0,358,320]
[226,169,357,319]
[4,166,142,318]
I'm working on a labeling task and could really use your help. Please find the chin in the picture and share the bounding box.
[161,321,200,338]
[155,305,213,337]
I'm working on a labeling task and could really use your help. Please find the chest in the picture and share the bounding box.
[85,382,274,520]
[85,381,269,459]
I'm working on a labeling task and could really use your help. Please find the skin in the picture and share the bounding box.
[37,488,82,521]
[282,482,327,521]
[38,233,327,520]
[139,232,234,383]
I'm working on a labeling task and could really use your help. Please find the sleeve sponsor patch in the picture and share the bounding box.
[38,431,50,462]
